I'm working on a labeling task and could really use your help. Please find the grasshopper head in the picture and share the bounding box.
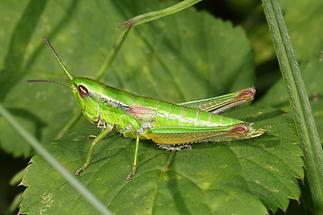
[71,78,105,124]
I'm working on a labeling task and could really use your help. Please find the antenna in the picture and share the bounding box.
[27,79,71,89]
[43,37,73,80]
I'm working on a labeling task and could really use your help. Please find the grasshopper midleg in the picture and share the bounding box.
[126,134,140,180]
[30,38,264,180]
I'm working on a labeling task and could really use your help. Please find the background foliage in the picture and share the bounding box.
[0,0,322,214]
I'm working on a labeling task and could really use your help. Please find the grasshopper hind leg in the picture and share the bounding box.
[147,123,265,145]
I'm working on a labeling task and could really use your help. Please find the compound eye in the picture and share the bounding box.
[78,85,89,98]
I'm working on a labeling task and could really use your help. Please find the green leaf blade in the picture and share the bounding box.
[20,107,302,214]
[0,0,305,214]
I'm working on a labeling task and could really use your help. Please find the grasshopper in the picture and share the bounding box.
[33,38,264,180]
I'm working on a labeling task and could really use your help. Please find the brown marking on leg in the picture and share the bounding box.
[229,124,249,136]
[212,87,256,114]
[237,87,256,101]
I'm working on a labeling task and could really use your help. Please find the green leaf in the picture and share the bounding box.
[20,106,303,214]
[0,0,254,157]
[0,0,304,214]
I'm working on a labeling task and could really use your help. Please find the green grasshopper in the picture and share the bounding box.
[33,38,264,180]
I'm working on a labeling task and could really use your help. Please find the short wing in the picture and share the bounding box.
[146,123,262,145]
[122,104,157,122]
[126,105,155,117]
[178,87,256,114]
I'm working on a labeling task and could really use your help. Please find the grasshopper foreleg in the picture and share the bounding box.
[75,125,113,176]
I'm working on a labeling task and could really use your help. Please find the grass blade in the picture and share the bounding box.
[262,0,323,213]
[0,104,112,215]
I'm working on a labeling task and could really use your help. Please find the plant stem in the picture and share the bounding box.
[55,112,82,139]
[262,0,323,213]
[0,104,112,215]
[95,28,130,80]
[123,0,202,28]
[56,0,203,138]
